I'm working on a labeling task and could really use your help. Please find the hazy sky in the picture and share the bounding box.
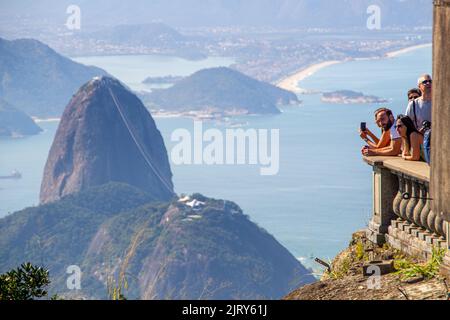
[0,0,432,29]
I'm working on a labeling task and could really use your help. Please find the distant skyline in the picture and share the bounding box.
[0,0,432,30]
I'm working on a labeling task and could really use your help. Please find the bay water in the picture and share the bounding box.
[0,47,432,273]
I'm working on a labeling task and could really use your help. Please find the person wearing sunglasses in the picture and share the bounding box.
[407,88,421,102]
[405,74,432,132]
[395,115,425,162]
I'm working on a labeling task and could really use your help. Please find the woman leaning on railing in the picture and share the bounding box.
[395,115,428,163]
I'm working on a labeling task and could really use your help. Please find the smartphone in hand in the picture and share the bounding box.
[360,122,367,132]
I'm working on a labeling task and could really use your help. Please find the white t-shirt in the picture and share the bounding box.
[406,97,432,129]
[390,124,400,141]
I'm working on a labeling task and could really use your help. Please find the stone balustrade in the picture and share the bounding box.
[364,156,449,259]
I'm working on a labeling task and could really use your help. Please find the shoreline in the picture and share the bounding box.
[32,117,60,123]
[151,109,252,121]
[276,60,343,94]
[31,43,432,122]
[276,43,432,94]
[385,43,432,58]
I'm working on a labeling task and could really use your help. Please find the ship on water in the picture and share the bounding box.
[0,170,22,179]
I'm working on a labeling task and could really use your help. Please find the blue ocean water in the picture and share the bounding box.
[72,54,236,92]
[0,47,432,273]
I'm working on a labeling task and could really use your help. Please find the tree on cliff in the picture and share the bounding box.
[0,263,50,300]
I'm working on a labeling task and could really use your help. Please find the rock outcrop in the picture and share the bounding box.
[0,183,315,299]
[284,232,449,300]
[40,76,174,204]
[0,99,42,137]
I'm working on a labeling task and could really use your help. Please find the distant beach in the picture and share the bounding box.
[386,43,432,58]
[32,117,60,123]
[276,43,432,94]
[276,60,342,94]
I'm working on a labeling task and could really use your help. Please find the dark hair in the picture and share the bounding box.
[374,107,393,120]
[407,88,421,100]
[396,115,420,152]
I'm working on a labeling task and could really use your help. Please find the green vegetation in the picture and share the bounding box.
[355,240,369,261]
[0,183,313,299]
[326,232,446,283]
[0,183,157,298]
[0,263,50,300]
[143,67,298,114]
[394,247,446,280]
[326,233,370,279]
[107,275,128,300]
[327,254,353,280]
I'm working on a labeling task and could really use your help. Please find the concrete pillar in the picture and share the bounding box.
[366,166,398,245]
[431,0,450,278]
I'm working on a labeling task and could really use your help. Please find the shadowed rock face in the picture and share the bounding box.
[0,98,42,137]
[40,76,174,204]
[0,37,108,117]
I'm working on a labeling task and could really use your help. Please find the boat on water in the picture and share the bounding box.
[0,170,22,179]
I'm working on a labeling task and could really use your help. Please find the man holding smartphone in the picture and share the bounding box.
[360,108,402,156]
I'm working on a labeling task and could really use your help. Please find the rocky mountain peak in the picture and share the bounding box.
[40,76,174,204]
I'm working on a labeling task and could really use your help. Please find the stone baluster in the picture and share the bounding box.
[420,187,431,230]
[445,220,449,239]
[390,173,445,238]
[399,177,410,221]
[406,180,419,223]
[413,183,426,228]
[427,209,438,235]
[434,212,445,237]
[393,175,404,219]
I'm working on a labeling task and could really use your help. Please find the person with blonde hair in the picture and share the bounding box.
[406,74,432,131]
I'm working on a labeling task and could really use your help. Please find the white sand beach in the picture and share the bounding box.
[276,43,432,94]
[386,43,432,58]
[32,117,61,123]
[276,60,342,94]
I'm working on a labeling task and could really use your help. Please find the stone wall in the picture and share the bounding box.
[432,0,450,278]
[364,156,448,265]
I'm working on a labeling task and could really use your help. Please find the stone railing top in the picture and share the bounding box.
[363,156,430,182]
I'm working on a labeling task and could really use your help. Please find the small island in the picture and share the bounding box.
[141,67,300,119]
[0,99,42,137]
[142,75,185,85]
[321,90,388,104]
